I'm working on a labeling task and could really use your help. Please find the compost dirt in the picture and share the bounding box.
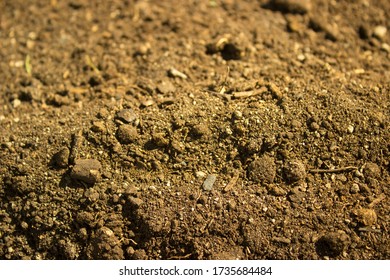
[0,0,389,260]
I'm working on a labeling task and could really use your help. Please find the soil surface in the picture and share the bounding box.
[0,0,389,260]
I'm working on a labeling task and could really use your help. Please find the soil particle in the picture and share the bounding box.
[116,124,138,144]
[116,109,139,125]
[57,239,79,260]
[70,159,102,185]
[283,160,307,183]
[152,132,169,148]
[127,197,144,209]
[90,121,106,133]
[373,26,387,40]
[316,231,350,258]
[247,155,276,184]
[267,184,287,196]
[51,147,70,168]
[350,183,360,194]
[355,208,377,226]
[270,0,312,14]
[86,227,124,260]
[191,123,211,139]
[131,249,148,260]
[363,162,381,179]
[157,80,176,95]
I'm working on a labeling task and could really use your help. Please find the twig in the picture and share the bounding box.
[232,86,267,99]
[223,172,240,193]
[368,193,386,208]
[358,227,381,233]
[309,166,357,174]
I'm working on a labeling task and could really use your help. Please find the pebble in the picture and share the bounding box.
[350,183,360,194]
[12,98,21,108]
[168,67,187,79]
[157,80,176,94]
[309,121,320,131]
[381,43,390,53]
[232,110,243,120]
[195,171,207,179]
[51,147,70,168]
[202,174,217,191]
[270,0,312,14]
[115,109,139,125]
[127,197,144,209]
[373,25,387,40]
[247,155,276,184]
[116,124,138,144]
[70,159,102,185]
[90,121,106,133]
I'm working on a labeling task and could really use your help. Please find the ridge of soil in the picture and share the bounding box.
[0,0,389,260]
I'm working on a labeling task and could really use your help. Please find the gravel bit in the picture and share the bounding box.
[202,174,217,191]
[70,159,102,185]
[51,147,70,168]
[115,109,139,125]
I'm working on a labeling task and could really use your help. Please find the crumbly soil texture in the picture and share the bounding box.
[0,0,389,260]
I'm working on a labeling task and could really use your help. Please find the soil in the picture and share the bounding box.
[0,0,389,260]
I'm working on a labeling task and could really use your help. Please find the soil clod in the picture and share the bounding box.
[70,159,102,185]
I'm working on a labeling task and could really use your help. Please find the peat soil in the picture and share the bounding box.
[0,0,389,260]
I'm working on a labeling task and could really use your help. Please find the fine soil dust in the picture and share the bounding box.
[0,0,389,260]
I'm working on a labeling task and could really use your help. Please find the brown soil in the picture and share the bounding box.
[0,0,389,260]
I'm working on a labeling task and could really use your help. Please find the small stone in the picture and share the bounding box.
[247,155,276,184]
[12,98,21,108]
[316,231,350,258]
[51,147,70,168]
[381,43,390,53]
[373,25,387,40]
[283,160,306,183]
[232,110,243,120]
[116,124,138,144]
[70,159,102,185]
[152,132,169,147]
[355,208,377,226]
[270,0,312,14]
[202,174,217,191]
[115,109,139,125]
[347,125,354,134]
[127,197,143,209]
[195,171,206,179]
[309,121,320,131]
[350,183,360,194]
[268,184,287,196]
[168,68,187,79]
[157,80,176,94]
[91,121,106,133]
